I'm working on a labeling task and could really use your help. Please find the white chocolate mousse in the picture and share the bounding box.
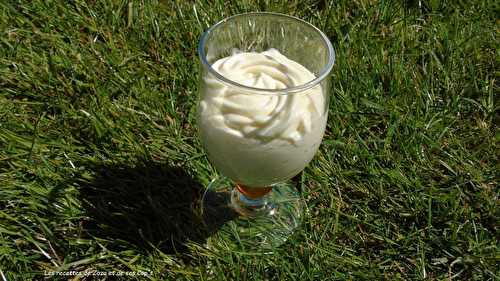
[199,49,327,187]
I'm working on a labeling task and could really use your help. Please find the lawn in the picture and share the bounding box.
[0,0,498,280]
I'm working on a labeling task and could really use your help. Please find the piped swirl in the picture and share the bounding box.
[201,49,324,144]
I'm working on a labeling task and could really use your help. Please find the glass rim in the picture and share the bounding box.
[198,12,335,94]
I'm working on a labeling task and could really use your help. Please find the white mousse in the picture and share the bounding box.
[199,49,327,187]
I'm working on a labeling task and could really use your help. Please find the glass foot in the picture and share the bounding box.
[201,177,304,253]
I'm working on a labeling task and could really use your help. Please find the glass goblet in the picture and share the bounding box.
[198,12,335,251]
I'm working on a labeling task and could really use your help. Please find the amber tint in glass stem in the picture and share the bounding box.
[236,184,273,199]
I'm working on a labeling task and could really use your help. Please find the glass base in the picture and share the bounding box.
[201,177,303,253]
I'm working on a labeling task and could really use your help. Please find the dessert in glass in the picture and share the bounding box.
[198,12,335,251]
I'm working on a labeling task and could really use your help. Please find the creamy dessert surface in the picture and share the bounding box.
[199,49,327,187]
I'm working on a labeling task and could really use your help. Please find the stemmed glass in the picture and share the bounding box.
[198,12,335,251]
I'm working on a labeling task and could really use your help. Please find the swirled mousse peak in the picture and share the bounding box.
[201,48,324,144]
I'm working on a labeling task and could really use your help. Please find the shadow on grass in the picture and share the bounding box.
[76,161,237,256]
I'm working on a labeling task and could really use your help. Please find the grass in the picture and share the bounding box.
[0,0,498,280]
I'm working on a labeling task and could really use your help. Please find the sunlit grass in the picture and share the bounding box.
[0,0,498,280]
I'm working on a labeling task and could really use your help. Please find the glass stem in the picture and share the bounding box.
[231,184,273,217]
